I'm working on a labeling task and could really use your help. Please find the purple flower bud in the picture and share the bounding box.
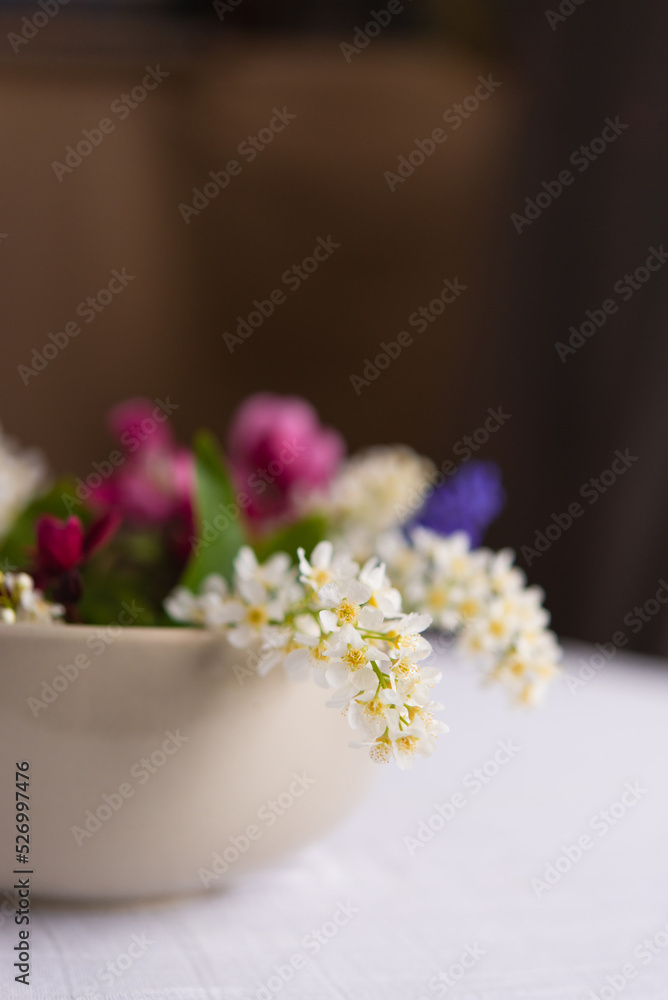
[413,461,505,546]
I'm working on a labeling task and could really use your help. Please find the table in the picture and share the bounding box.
[3,642,668,999]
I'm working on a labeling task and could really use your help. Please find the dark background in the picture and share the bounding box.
[1,0,667,653]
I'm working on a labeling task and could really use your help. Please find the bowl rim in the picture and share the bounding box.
[0,621,221,645]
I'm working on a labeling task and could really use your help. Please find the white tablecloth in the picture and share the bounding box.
[3,643,668,999]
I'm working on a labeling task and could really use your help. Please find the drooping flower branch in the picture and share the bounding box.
[166,542,447,770]
[378,527,560,706]
[166,534,561,768]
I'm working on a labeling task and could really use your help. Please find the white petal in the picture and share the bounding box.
[319,609,339,632]
[345,579,371,604]
[357,605,384,631]
[238,578,266,606]
[311,540,333,569]
[226,624,254,648]
[318,581,341,607]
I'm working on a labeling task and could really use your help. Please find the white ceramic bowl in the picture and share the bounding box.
[0,623,376,901]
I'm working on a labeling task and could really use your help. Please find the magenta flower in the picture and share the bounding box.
[36,515,84,575]
[91,398,194,525]
[34,511,121,609]
[228,393,344,524]
[36,512,120,576]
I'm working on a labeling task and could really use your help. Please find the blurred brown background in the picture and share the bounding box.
[2,0,668,653]
[1,10,510,458]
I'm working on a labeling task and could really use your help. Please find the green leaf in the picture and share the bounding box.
[78,525,181,627]
[179,430,245,592]
[252,514,327,564]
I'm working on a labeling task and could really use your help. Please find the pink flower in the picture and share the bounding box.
[35,512,120,576]
[34,511,120,607]
[91,398,194,525]
[36,515,84,574]
[228,393,344,524]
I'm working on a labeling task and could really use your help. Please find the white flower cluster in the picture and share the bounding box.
[0,426,47,540]
[0,571,64,625]
[379,527,561,705]
[321,446,433,561]
[166,542,447,770]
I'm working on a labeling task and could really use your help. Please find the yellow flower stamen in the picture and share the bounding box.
[336,598,359,624]
[344,646,367,669]
[246,605,268,627]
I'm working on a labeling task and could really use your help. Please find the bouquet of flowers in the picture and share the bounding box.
[0,394,560,769]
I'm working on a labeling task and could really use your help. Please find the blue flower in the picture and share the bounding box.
[412,461,505,547]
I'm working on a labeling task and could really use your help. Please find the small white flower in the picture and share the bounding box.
[359,557,403,617]
[318,578,379,632]
[255,625,294,677]
[282,643,324,683]
[235,546,293,590]
[324,446,435,559]
[164,575,231,628]
[381,611,433,660]
[347,687,401,741]
[223,573,291,649]
[488,548,525,594]
[324,623,388,687]
[327,664,379,710]
[388,656,441,706]
[386,707,449,770]
[0,426,47,540]
[297,541,358,592]
[0,570,63,625]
